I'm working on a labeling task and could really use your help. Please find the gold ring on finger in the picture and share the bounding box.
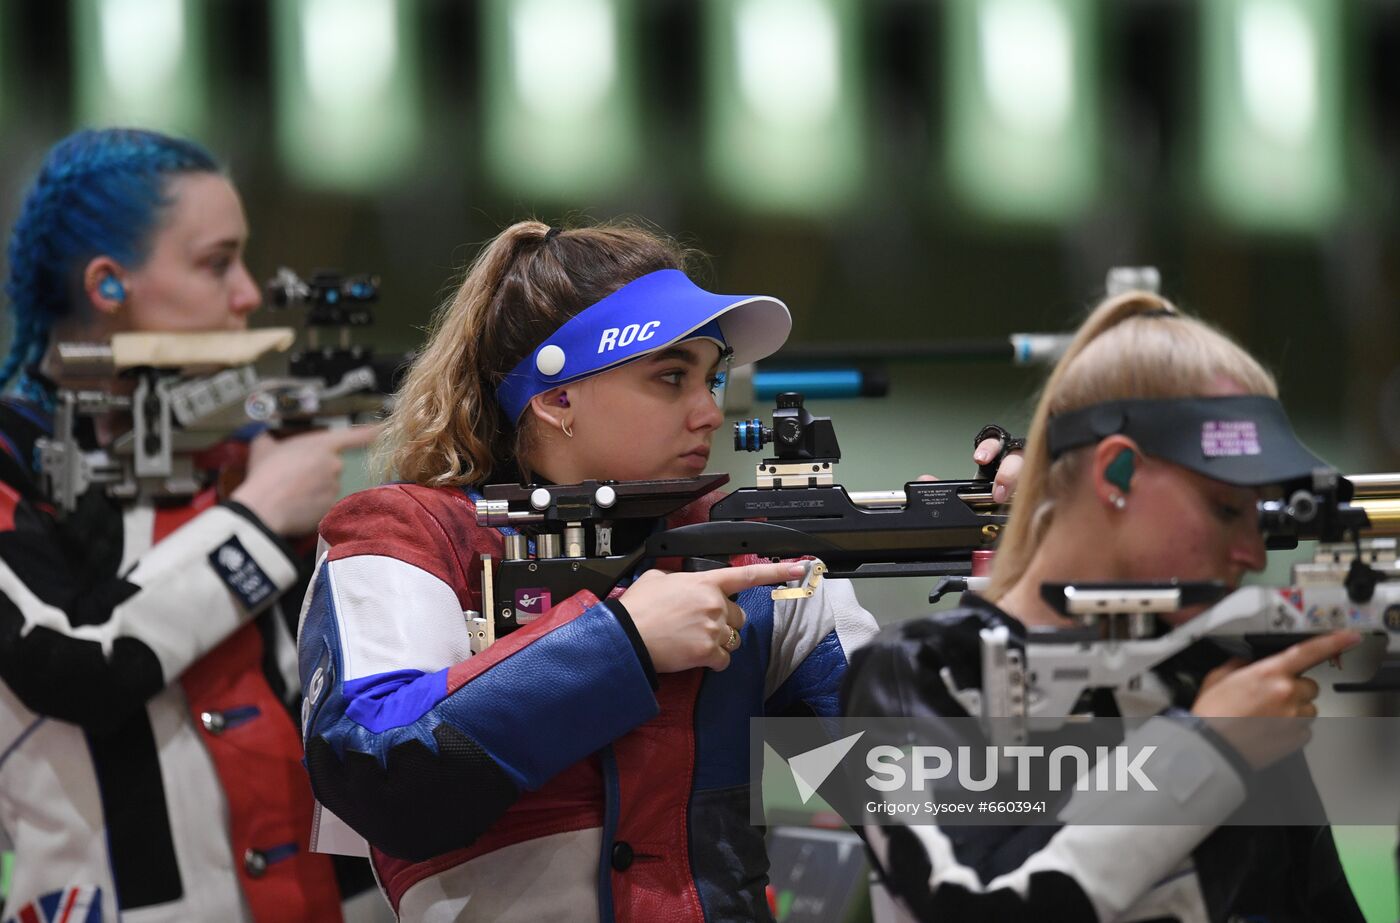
[723,627,741,652]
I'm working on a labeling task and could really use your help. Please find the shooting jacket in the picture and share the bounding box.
[298,482,878,921]
[841,594,1365,923]
[0,396,342,923]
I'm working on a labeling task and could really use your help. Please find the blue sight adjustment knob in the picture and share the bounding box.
[734,418,772,452]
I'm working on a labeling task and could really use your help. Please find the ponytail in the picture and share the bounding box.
[986,292,1277,598]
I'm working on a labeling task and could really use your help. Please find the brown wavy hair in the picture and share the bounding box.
[986,291,1278,598]
[376,219,698,486]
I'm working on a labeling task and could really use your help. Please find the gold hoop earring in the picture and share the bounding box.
[562,422,574,439]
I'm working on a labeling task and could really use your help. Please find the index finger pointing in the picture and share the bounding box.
[322,423,382,451]
[1267,630,1363,676]
[701,561,808,596]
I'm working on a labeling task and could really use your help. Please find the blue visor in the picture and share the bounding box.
[496,269,791,421]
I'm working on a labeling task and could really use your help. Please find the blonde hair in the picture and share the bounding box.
[376,219,696,487]
[986,292,1279,598]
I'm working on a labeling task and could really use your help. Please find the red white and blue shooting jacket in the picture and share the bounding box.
[298,482,877,921]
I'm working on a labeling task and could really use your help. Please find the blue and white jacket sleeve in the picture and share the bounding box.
[297,484,660,862]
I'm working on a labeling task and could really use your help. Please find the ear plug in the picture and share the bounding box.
[1105,449,1135,494]
[99,275,125,302]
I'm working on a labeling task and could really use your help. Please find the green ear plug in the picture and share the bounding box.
[1106,449,1135,493]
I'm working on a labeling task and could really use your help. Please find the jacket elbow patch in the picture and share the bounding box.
[305,723,520,862]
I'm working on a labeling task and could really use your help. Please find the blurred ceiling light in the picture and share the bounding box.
[705,0,862,213]
[735,0,838,127]
[101,0,183,100]
[1239,0,1317,148]
[1203,0,1343,231]
[511,0,616,117]
[484,0,638,201]
[303,0,397,111]
[275,0,421,191]
[978,0,1072,138]
[947,0,1098,222]
[74,0,203,134]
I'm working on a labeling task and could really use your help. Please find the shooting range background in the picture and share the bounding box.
[1,1,1398,920]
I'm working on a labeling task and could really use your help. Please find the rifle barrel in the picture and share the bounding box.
[1348,473,1400,499]
[849,475,1396,529]
[1356,499,1400,536]
[1344,473,1400,536]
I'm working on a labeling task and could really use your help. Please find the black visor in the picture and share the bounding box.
[1046,395,1334,488]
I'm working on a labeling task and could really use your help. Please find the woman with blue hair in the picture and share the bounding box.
[0,128,373,922]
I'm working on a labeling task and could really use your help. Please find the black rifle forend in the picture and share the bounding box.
[476,475,1006,639]
[699,479,1004,577]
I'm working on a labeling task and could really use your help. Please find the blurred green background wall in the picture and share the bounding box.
[1,0,1398,918]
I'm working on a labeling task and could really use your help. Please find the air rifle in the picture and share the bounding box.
[945,469,1400,746]
[37,268,406,512]
[468,392,1009,652]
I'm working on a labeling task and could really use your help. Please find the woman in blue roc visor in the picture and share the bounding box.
[842,291,1363,922]
[296,219,1017,921]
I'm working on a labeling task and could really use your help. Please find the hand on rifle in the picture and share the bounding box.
[1191,629,1361,770]
[231,425,380,536]
[914,432,1025,504]
[620,561,807,673]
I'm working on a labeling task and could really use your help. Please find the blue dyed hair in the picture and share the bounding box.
[2,128,221,400]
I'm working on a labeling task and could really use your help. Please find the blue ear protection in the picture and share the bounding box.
[99,275,126,303]
[1105,448,1135,494]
